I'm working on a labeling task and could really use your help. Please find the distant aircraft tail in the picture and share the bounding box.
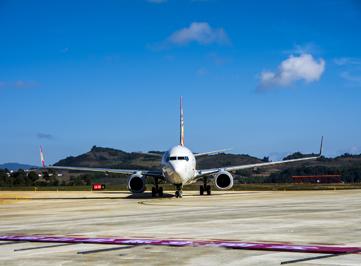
[40,146,46,168]
[180,96,184,146]
[319,136,324,156]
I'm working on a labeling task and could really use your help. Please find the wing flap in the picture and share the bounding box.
[224,155,319,172]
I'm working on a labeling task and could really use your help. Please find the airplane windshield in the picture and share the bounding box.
[167,156,189,161]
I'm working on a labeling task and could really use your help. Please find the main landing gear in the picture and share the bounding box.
[200,177,211,196]
[152,177,163,197]
[175,184,183,198]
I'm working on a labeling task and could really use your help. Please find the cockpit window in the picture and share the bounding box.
[167,156,190,161]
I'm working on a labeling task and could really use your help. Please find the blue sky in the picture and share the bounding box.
[1,0,361,165]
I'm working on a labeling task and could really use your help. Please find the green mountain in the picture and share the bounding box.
[0,163,36,171]
[54,146,361,172]
[54,146,264,170]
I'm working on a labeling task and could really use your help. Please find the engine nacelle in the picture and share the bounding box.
[127,174,146,193]
[214,171,234,190]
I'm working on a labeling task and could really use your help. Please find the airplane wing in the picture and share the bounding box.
[46,165,163,177]
[194,148,232,157]
[40,147,163,178]
[196,155,320,177]
[196,137,323,177]
[133,152,163,157]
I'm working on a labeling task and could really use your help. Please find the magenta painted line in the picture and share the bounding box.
[0,235,360,254]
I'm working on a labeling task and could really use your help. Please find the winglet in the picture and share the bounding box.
[319,136,324,157]
[40,146,46,168]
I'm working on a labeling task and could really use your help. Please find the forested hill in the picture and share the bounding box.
[54,146,361,171]
[54,146,264,170]
[0,163,36,171]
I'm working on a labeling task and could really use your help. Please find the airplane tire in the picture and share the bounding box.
[152,187,157,197]
[175,190,183,198]
[158,187,163,197]
[206,185,211,195]
[200,185,204,195]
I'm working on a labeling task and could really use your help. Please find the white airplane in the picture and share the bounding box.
[42,97,323,198]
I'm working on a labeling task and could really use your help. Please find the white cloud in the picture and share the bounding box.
[259,53,325,88]
[168,22,229,46]
[283,43,320,55]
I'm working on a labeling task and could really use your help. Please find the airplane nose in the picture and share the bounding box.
[170,163,183,178]
[170,163,178,173]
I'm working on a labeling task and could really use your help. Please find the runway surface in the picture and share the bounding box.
[0,190,360,265]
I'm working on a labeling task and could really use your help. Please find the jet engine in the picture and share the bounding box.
[127,174,146,193]
[214,171,234,190]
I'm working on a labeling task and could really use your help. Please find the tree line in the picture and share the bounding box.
[2,164,361,187]
[0,169,91,187]
[238,166,361,183]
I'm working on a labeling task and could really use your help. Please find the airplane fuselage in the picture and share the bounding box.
[161,145,196,185]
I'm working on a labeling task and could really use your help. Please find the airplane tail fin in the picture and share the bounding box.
[180,96,184,146]
[40,146,46,168]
